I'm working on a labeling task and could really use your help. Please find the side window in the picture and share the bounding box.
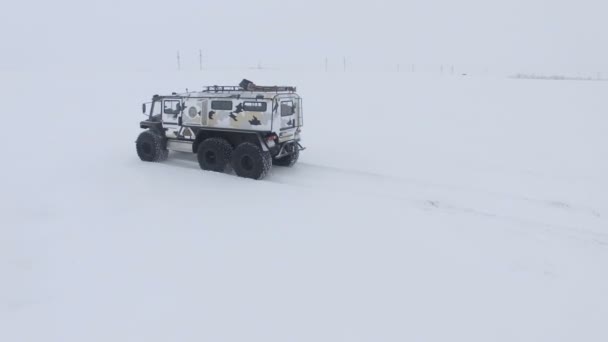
[281,101,294,116]
[243,102,267,112]
[211,100,233,111]
[164,100,181,115]
[152,101,162,116]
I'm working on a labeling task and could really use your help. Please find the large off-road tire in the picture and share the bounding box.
[231,142,272,180]
[136,130,168,162]
[273,144,299,167]
[197,138,232,172]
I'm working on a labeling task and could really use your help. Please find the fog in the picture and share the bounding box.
[1,0,606,74]
[3,2,608,341]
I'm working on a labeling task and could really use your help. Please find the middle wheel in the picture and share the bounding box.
[231,142,272,180]
[197,138,232,172]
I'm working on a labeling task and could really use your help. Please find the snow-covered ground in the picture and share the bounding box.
[1,70,607,341]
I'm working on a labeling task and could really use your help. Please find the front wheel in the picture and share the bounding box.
[136,130,168,162]
[231,142,271,180]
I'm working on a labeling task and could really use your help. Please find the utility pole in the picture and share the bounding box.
[199,50,203,71]
[177,51,181,71]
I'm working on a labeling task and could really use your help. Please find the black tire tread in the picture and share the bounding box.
[136,130,168,162]
[231,142,272,180]
[197,138,233,172]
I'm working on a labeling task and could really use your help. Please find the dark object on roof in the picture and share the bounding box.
[239,79,296,92]
[239,79,256,90]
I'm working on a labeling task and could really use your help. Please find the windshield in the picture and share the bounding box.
[151,100,162,118]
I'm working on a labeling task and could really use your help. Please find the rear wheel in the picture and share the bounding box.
[197,138,232,172]
[273,143,299,167]
[231,142,271,180]
[136,130,168,162]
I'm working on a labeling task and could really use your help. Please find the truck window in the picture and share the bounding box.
[243,102,267,112]
[281,101,294,116]
[151,101,162,116]
[211,100,233,111]
[164,100,181,114]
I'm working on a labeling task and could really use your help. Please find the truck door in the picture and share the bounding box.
[280,100,297,131]
[162,98,181,137]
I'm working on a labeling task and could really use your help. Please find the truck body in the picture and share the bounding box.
[136,80,304,180]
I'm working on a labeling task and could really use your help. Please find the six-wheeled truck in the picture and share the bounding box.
[136,79,304,180]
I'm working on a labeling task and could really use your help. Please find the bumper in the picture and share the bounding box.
[275,140,305,159]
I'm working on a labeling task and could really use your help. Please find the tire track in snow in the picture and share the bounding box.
[293,162,602,219]
[150,154,607,246]
[424,200,608,248]
[269,162,608,247]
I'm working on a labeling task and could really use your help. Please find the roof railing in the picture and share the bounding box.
[202,85,296,93]
[203,85,243,92]
[202,80,296,93]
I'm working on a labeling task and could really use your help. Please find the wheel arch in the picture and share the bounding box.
[140,120,164,136]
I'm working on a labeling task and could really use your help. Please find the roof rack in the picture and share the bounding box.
[202,79,296,93]
[240,79,296,92]
[249,85,296,92]
[203,85,243,93]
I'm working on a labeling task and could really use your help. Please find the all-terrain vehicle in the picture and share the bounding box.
[136,79,304,180]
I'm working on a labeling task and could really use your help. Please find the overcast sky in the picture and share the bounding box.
[1,0,606,74]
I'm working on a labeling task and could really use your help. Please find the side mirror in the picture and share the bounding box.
[142,103,147,114]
